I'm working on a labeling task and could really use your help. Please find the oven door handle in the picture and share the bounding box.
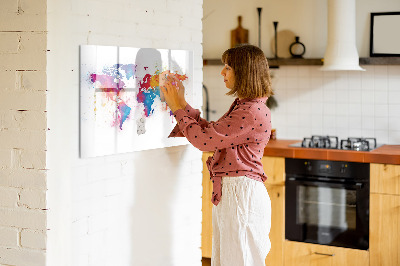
[287,177,364,189]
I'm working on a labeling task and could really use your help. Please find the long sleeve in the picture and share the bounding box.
[172,105,257,152]
[168,103,210,137]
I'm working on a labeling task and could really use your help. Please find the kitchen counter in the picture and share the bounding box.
[263,139,400,164]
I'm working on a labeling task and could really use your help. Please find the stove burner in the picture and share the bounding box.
[301,135,339,149]
[340,137,377,151]
[295,136,378,151]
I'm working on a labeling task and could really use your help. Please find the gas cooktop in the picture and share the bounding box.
[289,135,382,151]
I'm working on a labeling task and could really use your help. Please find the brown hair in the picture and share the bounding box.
[221,44,273,99]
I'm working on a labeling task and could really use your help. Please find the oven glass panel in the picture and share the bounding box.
[297,186,357,230]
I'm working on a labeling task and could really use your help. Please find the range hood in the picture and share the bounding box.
[320,0,365,71]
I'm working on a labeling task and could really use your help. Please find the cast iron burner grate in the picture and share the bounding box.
[301,135,339,149]
[340,137,377,151]
[298,136,378,151]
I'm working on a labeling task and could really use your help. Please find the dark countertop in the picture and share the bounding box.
[263,139,400,165]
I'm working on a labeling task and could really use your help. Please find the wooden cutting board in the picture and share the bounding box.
[231,16,249,48]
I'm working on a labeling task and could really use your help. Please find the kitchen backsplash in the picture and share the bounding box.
[203,65,400,144]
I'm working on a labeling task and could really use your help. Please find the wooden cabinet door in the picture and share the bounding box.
[284,241,369,266]
[370,163,400,195]
[262,156,285,186]
[370,193,400,266]
[201,152,213,258]
[264,184,284,266]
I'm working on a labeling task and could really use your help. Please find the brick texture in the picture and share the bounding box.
[0,187,19,208]
[21,229,46,249]
[0,0,47,264]
[0,227,19,247]
[19,189,47,209]
[0,168,47,189]
[0,208,46,230]
[0,247,46,266]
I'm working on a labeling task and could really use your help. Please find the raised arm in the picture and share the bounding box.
[160,73,211,137]
[171,106,256,152]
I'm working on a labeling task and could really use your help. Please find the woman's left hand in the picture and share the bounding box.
[160,74,184,113]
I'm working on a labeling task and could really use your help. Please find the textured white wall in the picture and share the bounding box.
[0,0,48,265]
[46,0,203,265]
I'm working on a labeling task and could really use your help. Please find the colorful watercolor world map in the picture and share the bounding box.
[89,64,187,130]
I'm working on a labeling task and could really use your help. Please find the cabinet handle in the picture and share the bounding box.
[314,252,335,257]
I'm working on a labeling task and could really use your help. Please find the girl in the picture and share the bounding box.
[161,44,273,266]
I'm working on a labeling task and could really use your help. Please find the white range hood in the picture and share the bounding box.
[320,0,365,71]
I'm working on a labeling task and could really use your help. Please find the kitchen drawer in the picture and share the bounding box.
[284,241,369,266]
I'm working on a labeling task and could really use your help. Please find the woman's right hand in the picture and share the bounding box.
[173,75,187,108]
[160,71,187,108]
[160,74,185,113]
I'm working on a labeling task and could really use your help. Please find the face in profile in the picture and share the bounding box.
[220,64,235,90]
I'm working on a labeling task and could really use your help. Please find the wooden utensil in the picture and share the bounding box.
[231,16,249,48]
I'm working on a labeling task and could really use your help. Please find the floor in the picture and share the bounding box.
[202,257,211,266]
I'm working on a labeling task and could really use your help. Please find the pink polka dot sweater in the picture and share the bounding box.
[169,97,271,206]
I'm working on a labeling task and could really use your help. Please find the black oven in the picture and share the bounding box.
[285,158,369,250]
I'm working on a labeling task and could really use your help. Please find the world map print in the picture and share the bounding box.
[80,45,193,157]
[89,64,187,131]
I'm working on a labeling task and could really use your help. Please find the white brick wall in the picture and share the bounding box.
[0,227,19,247]
[0,187,19,208]
[0,0,48,265]
[46,0,203,266]
[21,229,47,250]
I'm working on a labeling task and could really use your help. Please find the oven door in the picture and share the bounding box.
[285,177,369,250]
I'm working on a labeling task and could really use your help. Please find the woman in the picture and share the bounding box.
[161,44,273,266]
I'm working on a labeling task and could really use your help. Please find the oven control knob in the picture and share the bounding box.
[304,162,312,171]
[340,164,347,174]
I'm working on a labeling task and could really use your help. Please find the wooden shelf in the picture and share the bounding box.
[203,58,323,67]
[268,58,322,67]
[359,57,400,65]
[203,57,400,67]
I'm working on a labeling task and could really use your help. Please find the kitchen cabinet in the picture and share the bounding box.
[201,152,213,258]
[202,151,400,265]
[370,163,400,195]
[264,184,285,266]
[261,156,285,186]
[284,241,369,266]
[201,154,286,266]
[370,193,400,266]
[370,163,400,266]
[261,156,285,266]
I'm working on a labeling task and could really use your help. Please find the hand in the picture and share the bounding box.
[159,71,187,108]
[160,75,184,113]
[159,71,170,102]
[174,76,187,108]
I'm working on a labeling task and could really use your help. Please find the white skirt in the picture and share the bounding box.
[212,176,271,266]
